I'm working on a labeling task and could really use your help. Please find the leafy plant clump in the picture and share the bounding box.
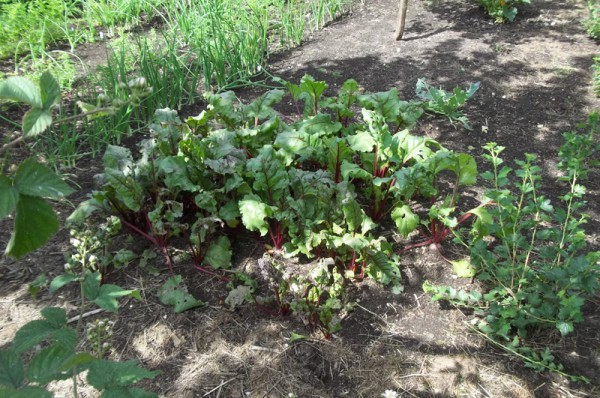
[479,0,531,22]
[586,0,600,39]
[70,74,479,335]
[424,114,600,376]
[0,307,159,397]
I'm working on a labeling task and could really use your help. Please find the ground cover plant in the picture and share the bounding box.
[1,0,600,396]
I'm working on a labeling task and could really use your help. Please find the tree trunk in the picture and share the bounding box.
[395,0,409,41]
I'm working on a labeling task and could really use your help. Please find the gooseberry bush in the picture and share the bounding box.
[425,114,600,377]
[71,74,480,335]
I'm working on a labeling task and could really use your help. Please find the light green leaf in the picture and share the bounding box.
[87,359,160,390]
[22,108,53,137]
[0,349,24,388]
[39,71,60,110]
[204,236,232,270]
[391,205,419,237]
[347,131,377,152]
[450,259,476,278]
[14,158,74,199]
[157,275,205,313]
[239,194,273,236]
[0,76,41,107]
[5,195,59,258]
[0,176,18,219]
[342,199,363,233]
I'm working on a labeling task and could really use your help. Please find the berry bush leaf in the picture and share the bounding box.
[14,159,74,199]
[0,349,24,388]
[0,176,18,219]
[87,359,160,390]
[5,195,59,258]
[157,275,205,313]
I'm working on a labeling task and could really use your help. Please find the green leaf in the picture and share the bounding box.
[0,349,24,388]
[83,272,138,313]
[342,198,364,233]
[0,176,18,219]
[27,344,75,384]
[0,386,52,398]
[41,307,68,327]
[245,89,284,121]
[358,88,401,122]
[100,387,158,398]
[391,205,419,237]
[557,321,574,336]
[204,236,232,269]
[347,131,377,152]
[22,108,53,137]
[14,158,74,199]
[450,259,476,278]
[39,71,60,110]
[5,195,59,258]
[239,194,273,236]
[157,275,205,313]
[12,309,75,354]
[87,359,160,390]
[0,76,41,107]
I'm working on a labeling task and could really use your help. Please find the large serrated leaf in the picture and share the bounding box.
[0,386,52,398]
[27,344,75,384]
[0,349,24,388]
[0,176,18,219]
[39,71,60,110]
[83,272,139,313]
[158,275,205,313]
[22,108,53,137]
[14,158,74,199]
[12,314,76,354]
[204,236,232,269]
[5,195,59,258]
[0,76,41,107]
[87,359,160,390]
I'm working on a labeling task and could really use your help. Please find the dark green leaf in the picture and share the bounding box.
[87,359,160,390]
[0,349,24,388]
[100,387,158,398]
[5,195,59,258]
[0,386,52,398]
[27,344,75,384]
[14,159,74,199]
[0,176,18,219]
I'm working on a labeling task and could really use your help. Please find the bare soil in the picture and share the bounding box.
[1,0,600,397]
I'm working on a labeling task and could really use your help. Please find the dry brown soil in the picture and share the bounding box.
[1,0,600,397]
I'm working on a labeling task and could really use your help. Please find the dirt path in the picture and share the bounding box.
[1,0,599,397]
